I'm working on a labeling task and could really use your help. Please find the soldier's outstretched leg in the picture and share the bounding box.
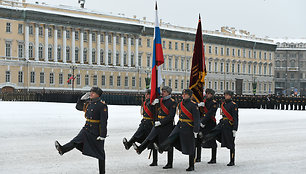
[123,137,136,150]
[186,153,195,171]
[99,159,105,174]
[163,147,173,169]
[150,149,158,166]
[227,148,235,166]
[208,148,217,164]
[55,140,75,155]
[195,142,201,162]
[133,139,150,154]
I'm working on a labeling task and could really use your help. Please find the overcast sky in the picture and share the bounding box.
[27,0,306,38]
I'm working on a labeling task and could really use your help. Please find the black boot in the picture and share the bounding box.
[186,154,195,171]
[133,140,149,155]
[55,141,63,155]
[227,149,235,166]
[123,137,135,150]
[195,142,201,162]
[163,148,173,169]
[99,159,105,174]
[208,148,217,164]
[149,149,158,166]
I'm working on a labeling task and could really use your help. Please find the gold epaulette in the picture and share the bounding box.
[232,101,236,105]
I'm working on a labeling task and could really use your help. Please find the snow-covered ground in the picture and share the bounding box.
[0,101,305,174]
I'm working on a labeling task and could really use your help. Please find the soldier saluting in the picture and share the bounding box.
[122,89,158,166]
[197,88,218,163]
[133,86,176,169]
[154,89,200,171]
[55,87,108,174]
[202,90,239,166]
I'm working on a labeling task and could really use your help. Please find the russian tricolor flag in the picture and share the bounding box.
[150,2,164,104]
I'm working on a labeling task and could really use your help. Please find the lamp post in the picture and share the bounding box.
[70,65,77,92]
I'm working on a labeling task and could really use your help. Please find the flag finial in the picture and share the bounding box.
[199,14,201,21]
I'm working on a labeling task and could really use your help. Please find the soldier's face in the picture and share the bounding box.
[225,94,232,100]
[182,93,190,100]
[162,90,169,97]
[206,93,213,99]
[145,93,150,99]
[90,92,99,99]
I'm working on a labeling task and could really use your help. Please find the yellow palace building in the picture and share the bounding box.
[0,0,276,95]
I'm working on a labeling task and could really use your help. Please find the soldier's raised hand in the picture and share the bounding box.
[198,102,205,107]
[152,98,159,105]
[81,92,90,100]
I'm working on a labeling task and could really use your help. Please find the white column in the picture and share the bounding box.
[113,34,116,66]
[63,29,67,63]
[44,25,48,62]
[97,33,101,65]
[72,29,75,63]
[35,24,39,61]
[25,24,29,61]
[54,27,58,62]
[135,37,139,68]
[89,31,92,65]
[120,35,124,67]
[80,30,84,64]
[128,36,131,67]
[105,33,109,66]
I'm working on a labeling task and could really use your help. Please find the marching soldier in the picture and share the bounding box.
[55,87,108,174]
[202,90,239,166]
[196,88,218,163]
[154,89,200,171]
[122,89,158,166]
[133,86,176,169]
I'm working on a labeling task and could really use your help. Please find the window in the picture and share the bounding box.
[18,71,23,83]
[208,46,212,54]
[5,71,10,83]
[92,32,96,42]
[169,41,172,49]
[226,48,230,56]
[85,75,89,86]
[168,79,172,87]
[220,82,223,91]
[83,48,87,62]
[5,42,11,57]
[139,77,142,88]
[57,46,61,61]
[220,62,224,73]
[76,74,81,85]
[124,53,127,65]
[269,53,272,60]
[181,58,185,70]
[100,49,104,64]
[18,24,23,34]
[31,72,35,83]
[18,43,24,58]
[226,63,229,73]
[175,42,178,50]
[75,47,79,62]
[232,48,235,57]
[108,51,112,65]
[92,49,96,63]
[254,51,257,59]
[48,27,52,37]
[138,38,142,46]
[259,64,262,75]
[269,65,272,75]
[49,73,54,84]
[93,75,97,86]
[66,47,70,61]
[243,49,246,58]
[237,64,240,74]
[214,81,217,90]
[102,75,105,86]
[175,79,178,89]
[131,38,134,45]
[39,26,43,36]
[75,31,79,40]
[84,31,88,42]
[29,25,33,35]
[125,76,129,87]
[117,76,121,87]
[253,64,257,74]
[181,80,184,89]
[138,54,142,67]
[109,75,113,86]
[181,43,184,51]
[48,45,52,60]
[65,30,69,39]
[187,44,190,51]
[108,35,112,43]
[40,72,45,84]
[243,64,246,73]
[131,54,134,66]
[124,37,127,45]
[168,56,172,69]
[221,47,224,56]
[147,54,151,67]
[57,29,62,38]
[248,50,251,58]
[259,52,262,59]
[226,82,229,90]
[264,52,267,60]
[59,73,63,85]
[232,82,235,91]
[175,57,178,70]
[248,64,251,74]
[100,34,104,43]
[6,22,11,32]
[232,63,235,73]
[186,59,190,70]
[215,47,218,55]
[147,39,151,47]
[238,49,241,57]
[29,43,33,58]
[214,62,218,72]
[132,77,136,87]
[209,81,212,89]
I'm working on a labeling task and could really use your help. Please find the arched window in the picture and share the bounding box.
[92,48,96,63]
[29,43,34,58]
[39,44,43,60]
[100,49,104,64]
[75,47,79,62]
[57,45,61,61]
[66,46,70,61]
[48,44,53,60]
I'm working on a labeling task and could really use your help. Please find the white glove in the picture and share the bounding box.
[198,102,205,107]
[194,132,198,138]
[155,121,161,127]
[200,123,205,128]
[152,99,159,105]
[232,130,237,137]
[96,136,105,141]
[81,92,90,100]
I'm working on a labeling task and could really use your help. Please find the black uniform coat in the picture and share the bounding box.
[132,99,155,143]
[215,99,238,149]
[145,97,176,147]
[72,97,108,160]
[200,97,218,148]
[170,98,200,155]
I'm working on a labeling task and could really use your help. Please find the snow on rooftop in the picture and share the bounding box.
[273,38,306,44]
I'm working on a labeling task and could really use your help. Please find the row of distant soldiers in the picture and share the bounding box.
[123,87,238,172]
[205,94,306,110]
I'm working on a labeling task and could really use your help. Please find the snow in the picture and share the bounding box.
[273,38,306,44]
[0,101,306,173]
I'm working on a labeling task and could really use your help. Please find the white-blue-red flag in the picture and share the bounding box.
[150,2,164,104]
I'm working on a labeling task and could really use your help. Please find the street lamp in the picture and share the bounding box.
[70,65,77,92]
